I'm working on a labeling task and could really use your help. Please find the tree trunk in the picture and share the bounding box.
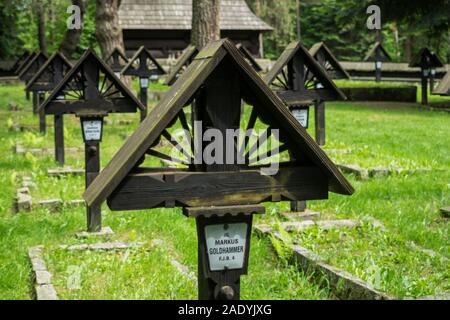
[60,0,86,58]
[35,0,48,55]
[254,0,261,16]
[448,30,450,64]
[404,34,412,62]
[95,0,125,60]
[296,0,301,41]
[191,0,221,50]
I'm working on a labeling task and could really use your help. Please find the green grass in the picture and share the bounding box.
[0,82,329,300]
[335,80,412,88]
[0,81,448,300]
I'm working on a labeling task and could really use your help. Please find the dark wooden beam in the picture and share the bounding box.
[107,166,328,211]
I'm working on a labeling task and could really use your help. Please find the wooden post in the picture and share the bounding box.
[54,115,64,166]
[32,92,38,114]
[430,70,435,93]
[421,69,428,105]
[196,217,218,300]
[85,141,101,232]
[139,78,148,122]
[291,201,307,212]
[38,92,46,134]
[375,61,381,82]
[315,100,326,146]
[26,90,31,101]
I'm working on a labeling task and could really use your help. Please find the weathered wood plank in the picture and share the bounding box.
[108,166,328,211]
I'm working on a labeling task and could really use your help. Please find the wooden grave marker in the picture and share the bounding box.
[309,42,350,80]
[84,39,354,300]
[18,52,49,113]
[105,47,129,78]
[26,52,73,164]
[264,41,346,214]
[410,48,444,105]
[40,49,145,232]
[122,46,166,121]
[264,41,346,146]
[363,42,391,82]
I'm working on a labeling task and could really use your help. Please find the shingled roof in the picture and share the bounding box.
[119,0,273,31]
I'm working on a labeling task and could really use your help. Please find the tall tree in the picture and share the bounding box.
[296,0,301,40]
[95,0,125,59]
[60,0,86,58]
[35,0,48,54]
[191,0,221,49]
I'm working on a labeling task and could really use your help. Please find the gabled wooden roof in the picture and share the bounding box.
[309,42,350,79]
[433,71,450,96]
[12,51,32,74]
[26,52,73,92]
[18,52,48,81]
[264,41,346,103]
[119,0,273,31]
[165,45,199,86]
[409,48,444,68]
[105,48,129,71]
[121,46,166,77]
[39,49,145,115]
[364,42,391,62]
[15,52,36,75]
[84,39,354,208]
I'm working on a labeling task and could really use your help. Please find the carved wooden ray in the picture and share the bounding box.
[264,41,346,105]
[309,42,350,80]
[409,48,444,69]
[26,52,73,93]
[165,45,199,86]
[39,49,145,116]
[121,46,166,78]
[18,52,49,82]
[364,42,391,62]
[84,39,354,210]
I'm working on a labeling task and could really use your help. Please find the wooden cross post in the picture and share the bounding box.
[52,57,66,166]
[54,114,64,166]
[191,63,249,300]
[430,69,436,93]
[38,92,46,134]
[83,60,103,232]
[421,68,429,105]
[85,138,102,231]
[139,77,149,122]
[32,92,38,115]
[375,60,382,82]
[315,99,326,146]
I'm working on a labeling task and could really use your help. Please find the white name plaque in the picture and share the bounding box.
[205,223,247,271]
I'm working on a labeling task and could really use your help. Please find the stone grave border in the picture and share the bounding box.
[256,212,449,300]
[255,224,392,300]
[14,175,84,213]
[13,142,82,157]
[28,239,195,300]
[337,164,433,180]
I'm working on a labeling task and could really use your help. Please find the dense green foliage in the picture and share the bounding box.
[0,0,97,59]
[247,0,450,62]
[1,1,449,62]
